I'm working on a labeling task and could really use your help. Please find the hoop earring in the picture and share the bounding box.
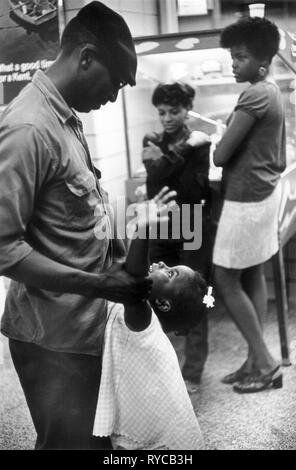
[259,66,266,77]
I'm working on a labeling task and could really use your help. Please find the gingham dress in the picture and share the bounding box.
[93,302,204,450]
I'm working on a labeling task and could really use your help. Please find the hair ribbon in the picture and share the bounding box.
[203,286,215,308]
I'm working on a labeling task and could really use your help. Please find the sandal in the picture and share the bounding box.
[233,365,283,393]
[221,361,251,385]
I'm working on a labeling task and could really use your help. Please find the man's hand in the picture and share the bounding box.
[97,261,152,304]
[186,131,210,148]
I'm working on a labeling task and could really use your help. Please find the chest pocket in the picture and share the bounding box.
[64,171,98,228]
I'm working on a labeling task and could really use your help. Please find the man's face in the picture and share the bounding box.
[73,51,121,112]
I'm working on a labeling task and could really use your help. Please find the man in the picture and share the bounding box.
[0,1,150,450]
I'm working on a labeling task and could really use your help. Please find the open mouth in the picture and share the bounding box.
[149,263,160,273]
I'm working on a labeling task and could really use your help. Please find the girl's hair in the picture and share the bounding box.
[152,82,195,110]
[220,16,280,63]
[153,270,208,335]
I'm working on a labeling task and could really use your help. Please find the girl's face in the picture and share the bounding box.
[231,44,263,83]
[148,261,194,298]
[156,103,188,134]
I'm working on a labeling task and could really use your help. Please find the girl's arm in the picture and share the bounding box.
[142,141,185,182]
[124,188,176,331]
[213,110,255,167]
[124,235,152,331]
[143,132,209,183]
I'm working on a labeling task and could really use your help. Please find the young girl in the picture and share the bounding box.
[93,187,209,450]
[213,17,286,393]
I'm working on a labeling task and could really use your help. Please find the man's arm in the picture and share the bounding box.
[4,249,149,304]
[0,126,150,304]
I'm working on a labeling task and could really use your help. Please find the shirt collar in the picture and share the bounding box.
[70,109,84,130]
[32,70,74,125]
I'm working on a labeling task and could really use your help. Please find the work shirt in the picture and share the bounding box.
[222,79,286,202]
[0,70,112,355]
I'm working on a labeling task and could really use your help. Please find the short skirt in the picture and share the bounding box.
[213,182,281,269]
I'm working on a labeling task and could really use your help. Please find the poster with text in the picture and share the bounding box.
[0,0,60,105]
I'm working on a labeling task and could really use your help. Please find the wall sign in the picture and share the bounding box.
[0,0,60,105]
[177,0,208,16]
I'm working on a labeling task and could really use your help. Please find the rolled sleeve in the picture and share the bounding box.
[235,83,269,120]
[0,124,52,274]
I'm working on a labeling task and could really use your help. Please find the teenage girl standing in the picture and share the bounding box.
[213,17,286,393]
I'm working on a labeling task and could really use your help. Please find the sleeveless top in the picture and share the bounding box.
[93,302,204,450]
